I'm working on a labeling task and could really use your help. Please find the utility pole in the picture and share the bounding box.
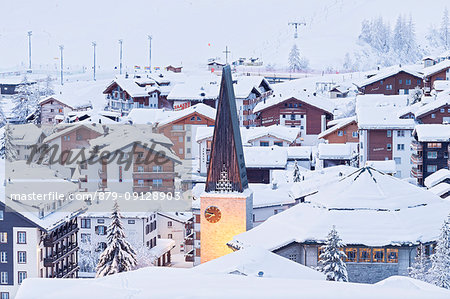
[223,46,231,64]
[92,41,97,81]
[27,31,32,71]
[148,35,152,72]
[119,39,123,75]
[288,21,306,38]
[59,45,64,85]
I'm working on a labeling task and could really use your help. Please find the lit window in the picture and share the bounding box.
[359,248,371,262]
[372,248,384,262]
[428,143,442,148]
[345,248,357,262]
[386,249,398,263]
[0,233,7,243]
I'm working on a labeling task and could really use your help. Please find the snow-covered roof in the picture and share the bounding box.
[428,183,450,198]
[43,123,104,143]
[424,169,450,188]
[126,108,169,125]
[423,59,450,77]
[105,78,150,98]
[149,238,176,259]
[365,160,397,174]
[244,146,287,168]
[157,212,192,223]
[318,116,357,139]
[254,90,334,114]
[195,247,324,280]
[230,167,450,250]
[10,123,45,145]
[318,143,355,160]
[39,94,92,111]
[196,125,300,145]
[289,165,357,200]
[286,146,312,160]
[356,95,415,129]
[433,80,450,91]
[414,93,450,119]
[4,161,85,231]
[88,127,180,163]
[157,103,216,127]
[232,75,271,99]
[413,124,450,142]
[167,75,220,101]
[356,66,423,88]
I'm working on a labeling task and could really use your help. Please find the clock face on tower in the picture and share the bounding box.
[204,206,222,223]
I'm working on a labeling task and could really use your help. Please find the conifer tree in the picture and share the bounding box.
[289,44,301,72]
[319,226,348,282]
[293,160,301,182]
[96,202,137,277]
[0,124,18,161]
[409,244,431,283]
[429,216,450,289]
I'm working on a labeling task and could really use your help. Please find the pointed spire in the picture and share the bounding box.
[205,65,248,193]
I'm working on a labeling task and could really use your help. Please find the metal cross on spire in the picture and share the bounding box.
[223,46,231,64]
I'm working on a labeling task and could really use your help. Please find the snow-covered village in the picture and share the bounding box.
[1,0,450,298]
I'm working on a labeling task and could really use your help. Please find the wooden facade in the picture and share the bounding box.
[360,71,423,95]
[205,66,248,192]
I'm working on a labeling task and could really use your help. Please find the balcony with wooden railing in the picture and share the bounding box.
[411,167,423,178]
[411,140,423,151]
[410,153,423,164]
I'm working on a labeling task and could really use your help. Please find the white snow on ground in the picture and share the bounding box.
[16,268,450,299]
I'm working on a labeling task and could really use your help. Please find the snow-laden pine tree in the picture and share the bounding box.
[319,226,348,282]
[293,160,301,182]
[429,216,450,289]
[409,244,431,283]
[96,202,137,277]
[441,7,449,50]
[289,44,301,72]
[12,76,40,123]
[0,124,18,161]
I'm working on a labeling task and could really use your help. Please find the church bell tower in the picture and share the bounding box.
[200,65,253,263]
